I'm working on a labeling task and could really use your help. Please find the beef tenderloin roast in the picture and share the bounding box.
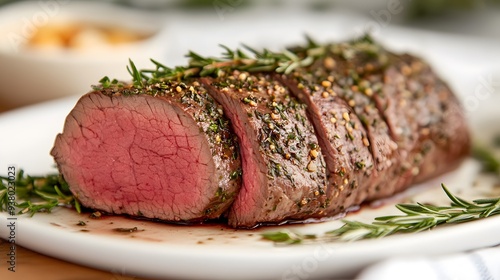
[51,37,470,228]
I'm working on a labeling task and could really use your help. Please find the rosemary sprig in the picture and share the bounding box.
[104,35,376,89]
[142,43,323,83]
[0,169,80,216]
[261,184,500,244]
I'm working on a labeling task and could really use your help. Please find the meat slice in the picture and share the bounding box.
[280,37,470,212]
[201,71,328,228]
[278,75,376,214]
[375,54,471,192]
[51,81,241,222]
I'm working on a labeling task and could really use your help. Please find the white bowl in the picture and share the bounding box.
[0,1,168,108]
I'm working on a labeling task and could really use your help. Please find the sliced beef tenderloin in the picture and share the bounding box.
[201,71,328,228]
[51,81,241,222]
[373,54,471,194]
[277,46,396,213]
[51,36,471,229]
[281,37,470,209]
[278,71,383,215]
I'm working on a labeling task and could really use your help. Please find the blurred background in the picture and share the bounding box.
[0,0,499,111]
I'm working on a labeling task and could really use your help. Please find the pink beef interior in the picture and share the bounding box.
[51,93,217,221]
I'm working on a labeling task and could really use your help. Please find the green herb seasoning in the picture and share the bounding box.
[94,35,387,91]
[262,184,500,244]
[0,170,80,216]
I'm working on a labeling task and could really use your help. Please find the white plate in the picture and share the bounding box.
[0,87,500,280]
[1,17,500,278]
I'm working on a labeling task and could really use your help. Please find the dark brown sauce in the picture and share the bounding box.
[66,206,372,245]
[73,204,364,231]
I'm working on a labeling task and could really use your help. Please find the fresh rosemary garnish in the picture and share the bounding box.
[139,43,322,83]
[261,184,500,244]
[104,35,380,89]
[0,169,80,216]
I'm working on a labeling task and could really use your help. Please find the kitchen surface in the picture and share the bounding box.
[1,1,500,279]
